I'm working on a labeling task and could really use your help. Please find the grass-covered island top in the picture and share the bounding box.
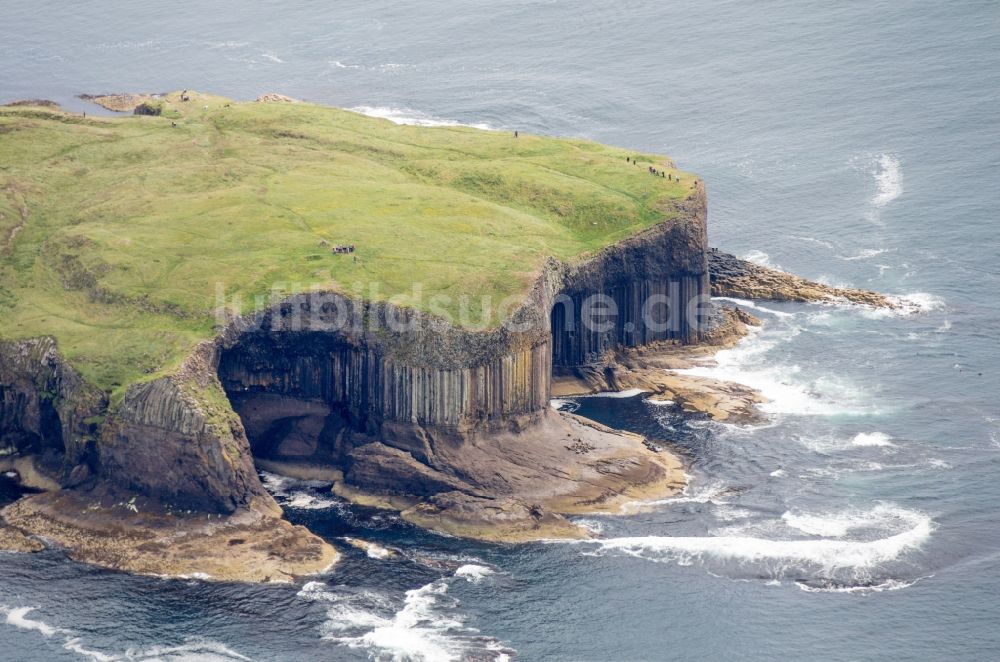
[0,91,696,395]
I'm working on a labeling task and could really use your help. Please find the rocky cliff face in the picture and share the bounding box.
[0,187,711,544]
[552,184,710,367]
[98,342,277,515]
[213,188,711,500]
[0,337,106,485]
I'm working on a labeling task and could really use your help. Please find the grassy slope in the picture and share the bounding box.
[0,91,695,398]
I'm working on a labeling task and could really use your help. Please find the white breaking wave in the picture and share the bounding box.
[872,153,903,208]
[259,471,344,511]
[570,505,933,584]
[677,315,875,417]
[619,478,727,514]
[4,606,66,637]
[576,388,647,399]
[892,292,946,314]
[838,248,890,261]
[643,397,674,406]
[1,605,249,661]
[679,358,860,417]
[549,398,577,411]
[63,638,117,662]
[342,537,395,559]
[299,579,512,661]
[780,504,910,537]
[261,51,284,63]
[364,544,393,560]
[454,564,495,584]
[124,640,252,661]
[742,249,780,270]
[862,292,946,319]
[713,296,795,319]
[283,492,342,510]
[795,577,926,593]
[797,430,896,453]
[349,106,493,130]
[574,518,607,535]
[852,432,895,447]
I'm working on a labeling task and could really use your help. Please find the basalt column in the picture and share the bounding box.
[551,184,711,369]
[217,291,554,465]
[550,274,707,367]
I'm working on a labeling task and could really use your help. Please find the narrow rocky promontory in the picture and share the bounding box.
[709,249,896,307]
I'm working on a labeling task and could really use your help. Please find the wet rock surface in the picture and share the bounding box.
[709,249,896,307]
[553,306,768,425]
[1,489,337,581]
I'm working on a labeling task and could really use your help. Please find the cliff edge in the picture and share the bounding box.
[0,94,894,578]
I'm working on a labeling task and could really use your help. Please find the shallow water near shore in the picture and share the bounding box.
[3,0,1000,659]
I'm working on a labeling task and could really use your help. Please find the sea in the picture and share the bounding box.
[2,1,999,659]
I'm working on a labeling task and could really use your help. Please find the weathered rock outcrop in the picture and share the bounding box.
[98,342,277,515]
[2,489,335,581]
[709,249,896,307]
[0,522,43,553]
[0,337,106,486]
[552,306,768,424]
[552,184,711,366]
[0,338,339,580]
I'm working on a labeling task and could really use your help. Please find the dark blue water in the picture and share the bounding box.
[3,1,1000,659]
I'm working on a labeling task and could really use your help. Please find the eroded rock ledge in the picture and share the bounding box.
[0,337,337,577]
[2,489,336,581]
[709,249,897,308]
[553,306,768,424]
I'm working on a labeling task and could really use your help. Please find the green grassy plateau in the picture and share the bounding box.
[0,91,695,398]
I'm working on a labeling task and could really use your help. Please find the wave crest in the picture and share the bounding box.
[569,505,933,587]
[872,153,903,208]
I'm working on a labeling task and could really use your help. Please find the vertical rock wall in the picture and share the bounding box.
[550,274,708,367]
[98,343,277,515]
[552,183,711,367]
[217,186,710,461]
[0,337,106,484]
[219,333,551,432]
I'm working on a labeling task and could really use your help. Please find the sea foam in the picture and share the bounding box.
[259,471,344,511]
[299,578,512,661]
[454,564,495,583]
[349,105,492,130]
[1,605,251,661]
[572,505,933,584]
[872,153,903,208]
[4,606,64,637]
[852,432,895,447]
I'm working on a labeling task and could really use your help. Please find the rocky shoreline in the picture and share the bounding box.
[1,489,337,582]
[709,249,897,308]
[553,306,767,424]
[0,97,898,580]
[338,410,687,542]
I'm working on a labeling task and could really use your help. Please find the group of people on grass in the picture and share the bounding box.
[625,156,676,181]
